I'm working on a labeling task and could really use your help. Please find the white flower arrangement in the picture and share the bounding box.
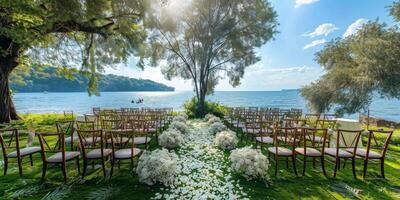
[208,116,222,124]
[169,121,189,134]
[204,113,216,121]
[208,121,227,135]
[159,128,185,149]
[136,149,179,186]
[178,113,189,120]
[229,147,269,180]
[214,130,238,150]
[173,115,187,123]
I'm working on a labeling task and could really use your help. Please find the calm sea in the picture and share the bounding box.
[12,90,400,122]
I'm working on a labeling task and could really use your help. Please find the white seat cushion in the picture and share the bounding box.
[325,148,353,158]
[133,137,151,144]
[47,151,80,163]
[244,128,261,134]
[268,147,292,156]
[86,149,112,159]
[7,146,41,158]
[256,136,274,144]
[346,148,382,158]
[114,148,141,159]
[107,137,129,144]
[295,147,321,157]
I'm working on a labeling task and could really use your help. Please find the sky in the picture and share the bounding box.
[106,0,396,91]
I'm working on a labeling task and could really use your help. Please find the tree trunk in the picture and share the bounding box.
[0,56,20,123]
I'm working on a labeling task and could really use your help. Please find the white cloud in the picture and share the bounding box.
[343,18,368,38]
[303,39,326,49]
[295,0,319,8]
[302,23,338,38]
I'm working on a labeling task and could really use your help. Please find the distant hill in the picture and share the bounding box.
[11,67,174,92]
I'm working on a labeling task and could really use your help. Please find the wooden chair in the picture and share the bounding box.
[37,132,80,183]
[268,127,301,176]
[255,121,275,148]
[348,129,393,179]
[109,128,141,177]
[325,129,362,179]
[0,129,41,176]
[130,119,152,149]
[295,128,328,177]
[56,120,77,150]
[77,129,112,178]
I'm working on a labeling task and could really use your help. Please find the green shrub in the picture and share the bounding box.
[3,113,75,132]
[183,97,228,118]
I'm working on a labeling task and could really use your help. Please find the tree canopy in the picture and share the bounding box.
[147,0,278,116]
[301,1,400,115]
[0,0,149,122]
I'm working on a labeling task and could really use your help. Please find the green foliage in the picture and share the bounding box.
[183,97,227,118]
[4,113,74,132]
[10,66,174,92]
[86,186,120,200]
[301,1,400,115]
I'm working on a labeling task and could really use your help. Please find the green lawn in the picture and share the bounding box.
[0,116,399,200]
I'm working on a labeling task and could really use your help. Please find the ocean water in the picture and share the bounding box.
[12,90,400,122]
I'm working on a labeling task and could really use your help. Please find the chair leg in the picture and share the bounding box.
[82,160,87,179]
[321,156,327,177]
[29,154,33,166]
[110,158,115,178]
[351,158,357,179]
[41,163,47,184]
[380,159,385,179]
[76,157,81,175]
[312,157,316,168]
[363,159,368,179]
[292,155,298,176]
[17,157,23,177]
[274,155,278,176]
[286,157,289,168]
[101,157,106,177]
[62,163,67,183]
[333,157,339,178]
[302,156,306,176]
[3,157,8,175]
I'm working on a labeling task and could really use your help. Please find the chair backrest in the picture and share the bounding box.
[63,111,75,120]
[0,129,21,158]
[76,121,96,131]
[77,129,104,158]
[108,129,136,153]
[316,119,336,129]
[302,128,329,152]
[365,129,394,158]
[333,129,363,152]
[56,121,75,136]
[274,127,302,149]
[283,118,307,128]
[37,132,65,162]
[101,119,122,130]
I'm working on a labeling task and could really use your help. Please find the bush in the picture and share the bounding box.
[208,122,227,135]
[168,121,189,134]
[214,130,238,150]
[230,147,270,180]
[172,115,187,123]
[208,116,222,124]
[204,113,216,121]
[136,149,179,186]
[177,112,188,120]
[183,97,227,118]
[159,129,185,149]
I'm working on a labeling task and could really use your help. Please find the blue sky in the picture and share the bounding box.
[106,0,396,91]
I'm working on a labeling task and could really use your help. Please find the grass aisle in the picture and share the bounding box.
[153,120,250,200]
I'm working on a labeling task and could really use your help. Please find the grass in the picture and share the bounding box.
[0,114,399,199]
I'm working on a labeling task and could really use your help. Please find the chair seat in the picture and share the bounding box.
[107,137,129,144]
[346,148,381,158]
[133,137,151,144]
[47,151,80,163]
[244,128,261,134]
[310,136,328,143]
[114,148,141,159]
[86,149,112,159]
[268,147,292,156]
[325,148,353,158]
[65,135,80,144]
[295,147,321,157]
[7,146,41,158]
[255,136,274,144]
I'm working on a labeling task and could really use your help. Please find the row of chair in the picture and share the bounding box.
[0,108,173,183]
[224,107,394,179]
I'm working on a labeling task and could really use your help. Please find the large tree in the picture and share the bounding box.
[0,0,148,123]
[148,0,277,116]
[301,1,400,115]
